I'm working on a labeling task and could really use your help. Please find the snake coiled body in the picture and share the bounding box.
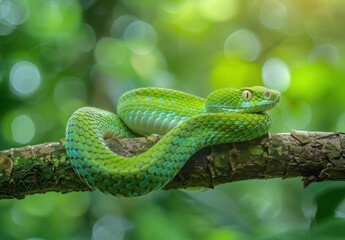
[65,87,280,197]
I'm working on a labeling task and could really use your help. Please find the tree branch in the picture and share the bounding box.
[0,131,344,199]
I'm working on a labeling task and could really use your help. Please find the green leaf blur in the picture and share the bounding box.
[0,0,344,239]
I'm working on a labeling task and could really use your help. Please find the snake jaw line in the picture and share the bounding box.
[66,86,280,197]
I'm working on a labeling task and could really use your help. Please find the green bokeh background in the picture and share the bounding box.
[0,0,344,239]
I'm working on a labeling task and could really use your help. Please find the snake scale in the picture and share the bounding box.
[65,86,280,197]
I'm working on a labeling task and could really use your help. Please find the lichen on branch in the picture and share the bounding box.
[0,131,344,200]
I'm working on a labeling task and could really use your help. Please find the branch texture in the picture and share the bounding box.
[0,131,344,199]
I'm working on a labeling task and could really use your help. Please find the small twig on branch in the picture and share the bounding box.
[0,131,344,200]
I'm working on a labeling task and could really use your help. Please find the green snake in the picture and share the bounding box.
[65,86,280,197]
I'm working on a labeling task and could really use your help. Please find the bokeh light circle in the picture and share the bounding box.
[124,20,157,55]
[79,23,97,52]
[224,29,262,61]
[92,215,133,240]
[10,61,41,97]
[111,15,138,39]
[304,7,336,42]
[262,58,290,93]
[11,114,35,144]
[260,0,288,30]
[0,0,29,36]
[309,43,339,66]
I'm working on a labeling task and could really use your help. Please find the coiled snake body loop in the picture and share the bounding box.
[65,86,280,197]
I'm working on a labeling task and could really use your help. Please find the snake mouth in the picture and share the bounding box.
[210,100,278,113]
[245,100,280,113]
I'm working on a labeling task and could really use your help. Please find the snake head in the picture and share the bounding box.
[205,86,281,113]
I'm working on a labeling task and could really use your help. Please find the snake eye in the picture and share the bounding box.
[241,90,253,101]
[265,91,271,99]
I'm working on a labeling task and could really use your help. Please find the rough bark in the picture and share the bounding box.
[0,131,344,200]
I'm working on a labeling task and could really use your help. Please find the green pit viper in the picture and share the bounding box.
[65,86,280,197]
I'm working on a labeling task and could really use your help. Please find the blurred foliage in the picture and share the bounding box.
[0,0,344,239]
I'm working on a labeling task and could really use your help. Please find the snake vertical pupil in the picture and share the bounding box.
[241,90,253,101]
